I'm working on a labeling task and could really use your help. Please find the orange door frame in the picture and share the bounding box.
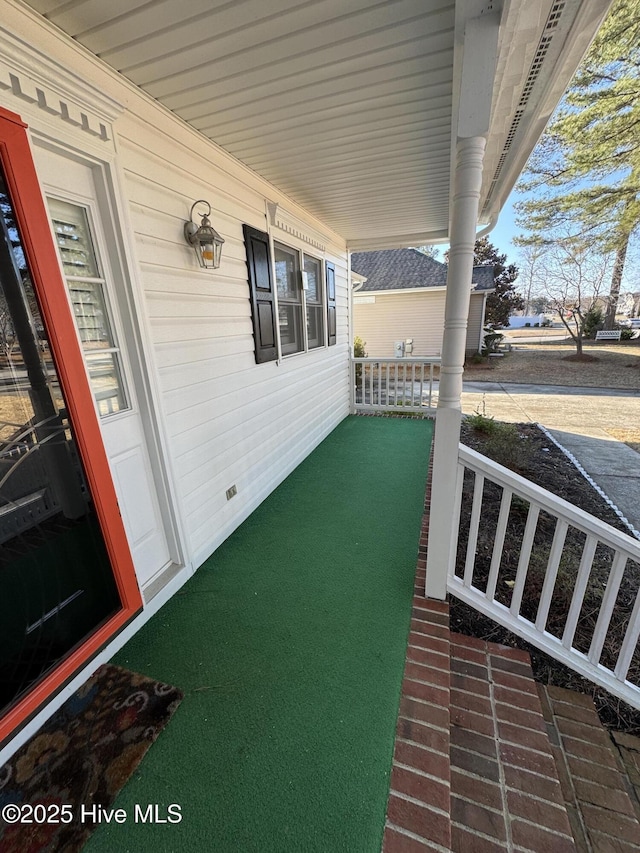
[0,106,143,745]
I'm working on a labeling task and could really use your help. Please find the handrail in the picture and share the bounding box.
[450,443,640,710]
[351,356,440,413]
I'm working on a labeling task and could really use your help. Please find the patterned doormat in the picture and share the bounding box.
[0,663,183,852]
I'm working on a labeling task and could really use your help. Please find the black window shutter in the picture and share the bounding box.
[326,261,336,346]
[243,224,278,363]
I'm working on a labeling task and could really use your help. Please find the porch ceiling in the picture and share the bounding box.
[23,0,610,250]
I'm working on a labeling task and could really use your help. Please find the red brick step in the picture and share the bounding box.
[382,599,640,852]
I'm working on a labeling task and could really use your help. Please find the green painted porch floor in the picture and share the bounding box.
[86,415,433,853]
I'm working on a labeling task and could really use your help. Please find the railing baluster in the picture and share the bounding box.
[385,362,390,407]
[510,503,540,617]
[464,470,484,586]
[615,579,640,682]
[562,535,598,650]
[535,519,568,632]
[350,358,440,412]
[450,443,640,710]
[369,359,374,408]
[589,549,627,666]
[486,487,512,601]
[429,362,434,408]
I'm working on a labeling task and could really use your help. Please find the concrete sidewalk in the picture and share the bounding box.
[460,381,640,538]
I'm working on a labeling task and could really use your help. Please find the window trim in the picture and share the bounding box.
[47,195,131,419]
[272,239,328,359]
[244,224,336,364]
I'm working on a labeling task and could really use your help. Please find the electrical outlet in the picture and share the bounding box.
[226,485,237,500]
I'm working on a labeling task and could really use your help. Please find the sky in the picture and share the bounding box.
[487,193,519,260]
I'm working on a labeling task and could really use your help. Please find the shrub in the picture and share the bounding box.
[620,327,635,340]
[484,422,531,471]
[524,322,530,327]
[353,336,367,358]
[465,398,496,434]
[481,329,504,356]
[583,305,603,339]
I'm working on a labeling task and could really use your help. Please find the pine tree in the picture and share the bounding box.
[473,238,522,328]
[514,0,640,328]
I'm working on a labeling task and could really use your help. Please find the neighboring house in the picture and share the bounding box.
[0,0,611,760]
[351,249,495,356]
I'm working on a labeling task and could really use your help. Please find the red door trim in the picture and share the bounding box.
[0,106,143,745]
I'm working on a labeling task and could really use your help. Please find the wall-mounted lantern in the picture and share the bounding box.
[184,200,224,269]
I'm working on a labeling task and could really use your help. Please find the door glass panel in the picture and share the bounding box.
[0,166,121,716]
[48,199,128,417]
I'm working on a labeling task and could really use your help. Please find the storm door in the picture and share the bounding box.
[0,108,141,742]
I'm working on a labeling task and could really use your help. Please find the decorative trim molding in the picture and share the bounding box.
[0,27,123,142]
[266,201,327,252]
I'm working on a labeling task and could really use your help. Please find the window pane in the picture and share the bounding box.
[85,352,128,416]
[48,198,128,417]
[275,245,298,299]
[304,255,323,349]
[279,304,303,355]
[307,305,324,350]
[50,201,99,278]
[304,256,321,303]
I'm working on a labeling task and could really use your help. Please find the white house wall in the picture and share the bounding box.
[354,291,485,357]
[0,5,351,577]
[116,115,350,567]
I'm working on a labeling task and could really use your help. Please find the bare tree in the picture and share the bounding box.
[0,294,16,361]
[534,239,612,357]
[514,241,547,315]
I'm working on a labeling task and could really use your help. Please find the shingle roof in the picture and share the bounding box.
[351,248,495,292]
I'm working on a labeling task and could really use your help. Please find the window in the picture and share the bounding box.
[244,225,336,364]
[304,255,324,350]
[47,198,128,417]
[275,242,303,355]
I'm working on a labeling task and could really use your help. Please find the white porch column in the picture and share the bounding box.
[425,135,486,599]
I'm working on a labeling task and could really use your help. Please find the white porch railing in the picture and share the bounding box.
[351,357,440,413]
[449,444,640,710]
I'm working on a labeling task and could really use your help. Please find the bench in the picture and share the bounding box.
[595,330,621,341]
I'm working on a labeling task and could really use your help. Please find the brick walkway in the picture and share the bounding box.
[539,684,640,852]
[382,602,640,852]
[381,414,640,851]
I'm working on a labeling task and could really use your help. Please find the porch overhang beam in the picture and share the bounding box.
[347,229,450,253]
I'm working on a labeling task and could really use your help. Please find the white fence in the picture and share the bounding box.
[351,357,440,413]
[449,444,640,710]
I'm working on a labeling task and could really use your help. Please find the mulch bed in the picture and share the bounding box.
[452,420,640,734]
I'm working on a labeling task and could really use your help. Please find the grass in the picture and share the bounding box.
[606,427,640,454]
[464,341,640,388]
[85,415,433,853]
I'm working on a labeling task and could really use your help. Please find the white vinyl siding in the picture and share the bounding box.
[116,113,350,565]
[353,290,486,357]
[0,0,354,573]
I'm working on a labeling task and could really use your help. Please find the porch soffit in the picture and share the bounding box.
[21,0,611,250]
